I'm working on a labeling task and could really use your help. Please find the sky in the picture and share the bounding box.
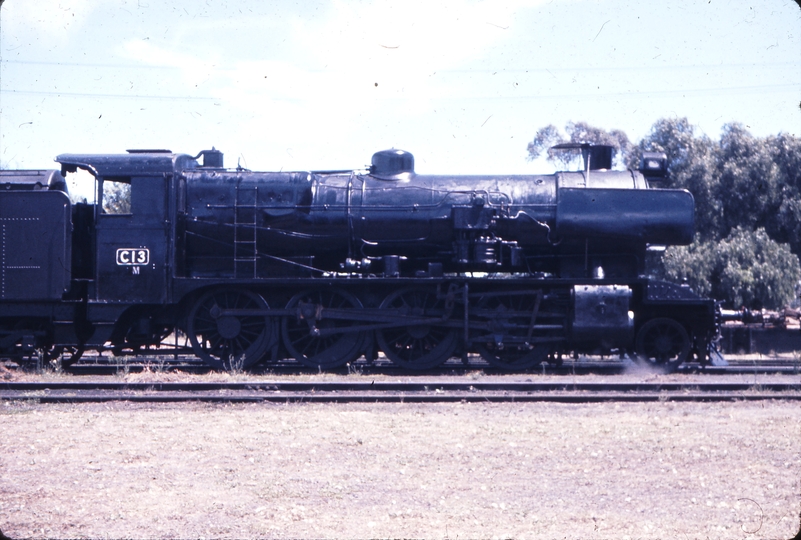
[1,0,799,181]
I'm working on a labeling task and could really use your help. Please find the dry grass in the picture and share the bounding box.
[0,399,799,539]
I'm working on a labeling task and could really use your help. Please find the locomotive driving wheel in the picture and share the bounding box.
[375,288,459,370]
[187,288,273,371]
[634,317,691,372]
[474,292,551,370]
[282,289,367,370]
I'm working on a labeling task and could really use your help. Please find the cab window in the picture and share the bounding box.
[101,179,132,214]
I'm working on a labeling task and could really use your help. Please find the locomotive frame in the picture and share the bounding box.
[0,146,717,372]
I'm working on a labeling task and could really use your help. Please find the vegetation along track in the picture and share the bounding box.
[2,380,801,403]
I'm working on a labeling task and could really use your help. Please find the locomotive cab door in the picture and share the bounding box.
[94,175,169,303]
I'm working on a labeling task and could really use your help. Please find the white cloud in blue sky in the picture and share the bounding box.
[1,0,799,174]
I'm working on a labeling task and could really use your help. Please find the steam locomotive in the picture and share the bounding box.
[0,144,717,371]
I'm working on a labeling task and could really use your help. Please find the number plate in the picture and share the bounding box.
[116,248,150,266]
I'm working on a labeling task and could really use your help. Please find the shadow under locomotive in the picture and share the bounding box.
[0,145,717,373]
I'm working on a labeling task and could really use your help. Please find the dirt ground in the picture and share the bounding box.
[1,391,800,539]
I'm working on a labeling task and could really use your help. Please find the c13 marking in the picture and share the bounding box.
[116,248,150,266]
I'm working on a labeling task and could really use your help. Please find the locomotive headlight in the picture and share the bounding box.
[644,158,661,169]
[639,152,668,178]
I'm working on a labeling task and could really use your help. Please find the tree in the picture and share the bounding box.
[635,120,801,250]
[661,228,800,310]
[527,121,633,170]
[761,132,801,255]
[527,118,801,308]
[657,238,716,299]
[634,118,721,240]
[715,123,782,237]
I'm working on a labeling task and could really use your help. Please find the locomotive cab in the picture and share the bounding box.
[57,150,199,305]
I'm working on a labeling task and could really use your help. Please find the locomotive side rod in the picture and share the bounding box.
[214,307,568,321]
[304,321,566,341]
[216,306,564,336]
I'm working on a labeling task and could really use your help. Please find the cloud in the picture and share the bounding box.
[101,0,553,172]
[121,39,221,81]
[303,0,518,69]
[116,0,546,125]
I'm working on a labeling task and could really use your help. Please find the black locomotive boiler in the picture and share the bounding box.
[0,145,717,371]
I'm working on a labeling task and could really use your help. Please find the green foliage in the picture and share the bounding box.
[635,119,801,307]
[661,228,800,310]
[635,120,801,248]
[761,132,801,254]
[527,117,801,308]
[635,118,721,239]
[526,124,561,162]
[526,121,632,170]
[716,124,782,237]
[658,239,715,298]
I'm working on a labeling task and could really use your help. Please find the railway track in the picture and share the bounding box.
[13,352,801,377]
[2,380,800,403]
[55,365,801,378]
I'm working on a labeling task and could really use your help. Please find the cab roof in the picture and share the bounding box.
[56,151,198,178]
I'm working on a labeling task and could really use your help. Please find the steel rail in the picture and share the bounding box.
[2,381,800,403]
[55,361,800,377]
[12,354,801,377]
